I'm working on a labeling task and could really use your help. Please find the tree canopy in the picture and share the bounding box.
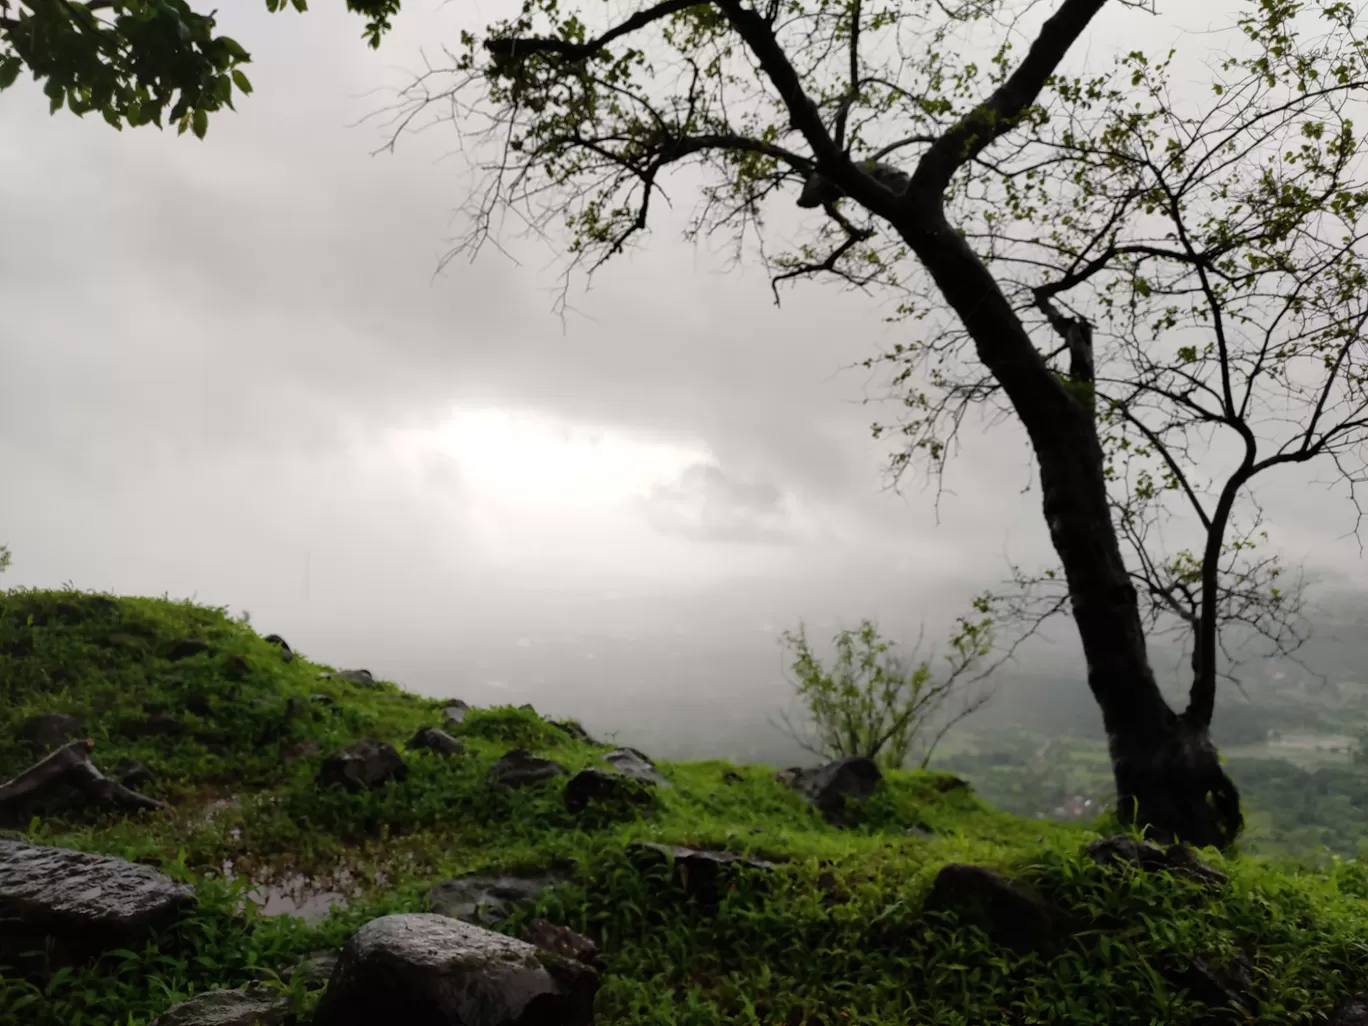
[0,0,402,135]
[376,0,1368,848]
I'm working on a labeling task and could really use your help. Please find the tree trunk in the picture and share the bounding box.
[896,201,1243,851]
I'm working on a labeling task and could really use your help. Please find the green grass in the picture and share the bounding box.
[4,587,1368,1025]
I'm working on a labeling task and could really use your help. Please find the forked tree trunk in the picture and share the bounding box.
[894,198,1243,851]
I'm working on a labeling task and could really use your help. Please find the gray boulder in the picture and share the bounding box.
[316,740,407,792]
[1086,835,1227,889]
[923,863,1058,954]
[408,727,466,758]
[443,700,470,727]
[487,749,568,789]
[262,634,294,664]
[311,913,598,1026]
[564,768,654,815]
[788,756,883,823]
[427,869,569,927]
[601,747,671,787]
[0,839,195,961]
[17,712,83,751]
[149,986,291,1026]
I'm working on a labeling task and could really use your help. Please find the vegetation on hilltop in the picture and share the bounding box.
[4,588,1368,1025]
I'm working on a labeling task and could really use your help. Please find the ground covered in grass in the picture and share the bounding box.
[4,587,1368,1025]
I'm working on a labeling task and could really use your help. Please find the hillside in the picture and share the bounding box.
[3,588,1368,1025]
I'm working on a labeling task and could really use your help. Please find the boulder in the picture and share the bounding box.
[1331,995,1368,1026]
[114,758,155,789]
[427,869,570,927]
[325,669,380,688]
[487,749,568,789]
[17,712,84,751]
[311,913,598,1026]
[283,740,322,764]
[1086,835,1227,889]
[408,727,466,758]
[262,634,294,664]
[788,756,883,823]
[443,700,471,727]
[922,864,1058,954]
[564,768,654,815]
[149,986,292,1026]
[1166,951,1256,1023]
[0,839,194,962]
[628,842,780,907]
[316,740,407,792]
[169,638,212,660]
[721,770,745,784]
[522,918,600,967]
[601,747,671,787]
[548,720,598,744]
[282,949,341,989]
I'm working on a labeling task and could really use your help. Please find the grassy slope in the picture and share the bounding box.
[3,588,1368,1025]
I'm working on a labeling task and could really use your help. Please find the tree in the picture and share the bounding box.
[0,546,9,575]
[377,0,1368,850]
[0,0,402,135]
[774,610,996,772]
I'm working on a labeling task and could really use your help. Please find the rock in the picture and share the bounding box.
[1086,835,1227,889]
[262,634,294,664]
[17,713,83,751]
[115,758,155,789]
[308,693,335,706]
[922,864,1058,953]
[518,703,538,714]
[816,870,851,908]
[149,985,292,1026]
[722,770,745,784]
[564,768,654,814]
[1331,995,1368,1026]
[788,756,883,823]
[905,824,936,839]
[1166,951,1256,1022]
[0,839,194,962]
[169,638,212,660]
[933,775,971,792]
[548,719,598,744]
[426,869,570,927]
[328,670,377,686]
[282,949,340,989]
[601,747,671,787]
[443,700,470,726]
[487,749,568,788]
[407,727,466,757]
[774,767,801,785]
[311,913,599,1026]
[522,918,600,966]
[283,740,322,764]
[628,842,780,907]
[316,740,408,792]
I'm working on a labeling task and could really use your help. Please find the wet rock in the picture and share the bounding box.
[316,740,407,792]
[0,839,195,962]
[169,638,212,660]
[564,768,654,814]
[283,740,322,764]
[324,669,380,688]
[443,700,470,727]
[722,770,745,784]
[426,869,570,927]
[1086,835,1227,889]
[311,913,598,1026]
[308,693,335,706]
[407,727,466,757]
[523,918,600,966]
[933,775,971,792]
[602,747,671,787]
[149,985,292,1026]
[923,864,1058,954]
[17,712,83,751]
[115,758,155,789]
[774,767,801,785]
[1331,995,1368,1026]
[628,842,780,907]
[487,749,568,788]
[282,949,341,989]
[1166,951,1256,1023]
[549,719,598,744]
[262,634,294,664]
[518,703,538,714]
[788,756,883,823]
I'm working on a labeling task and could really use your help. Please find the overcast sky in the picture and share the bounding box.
[2,0,1366,753]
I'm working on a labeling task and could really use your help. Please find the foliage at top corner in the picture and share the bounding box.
[0,0,404,136]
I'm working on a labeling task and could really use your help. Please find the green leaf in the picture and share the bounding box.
[191,108,209,140]
[0,57,21,90]
[232,69,253,95]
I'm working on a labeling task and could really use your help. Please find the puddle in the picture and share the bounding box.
[217,860,395,922]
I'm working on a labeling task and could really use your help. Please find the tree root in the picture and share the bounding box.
[0,740,166,823]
